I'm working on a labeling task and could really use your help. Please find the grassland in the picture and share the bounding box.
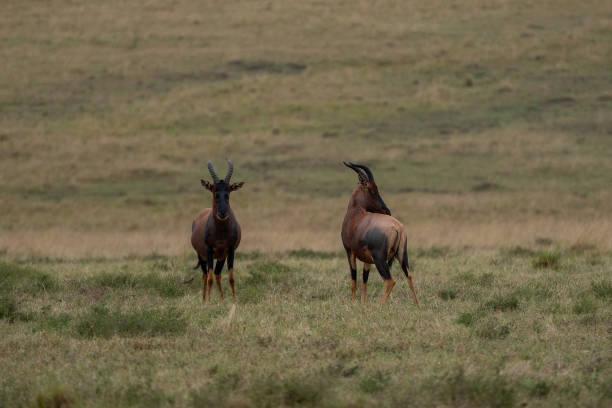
[1,248,611,407]
[1,0,611,406]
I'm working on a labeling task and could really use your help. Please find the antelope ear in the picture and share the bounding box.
[229,181,244,191]
[201,179,214,191]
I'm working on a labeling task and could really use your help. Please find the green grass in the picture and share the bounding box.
[532,251,562,269]
[591,280,612,299]
[0,261,59,295]
[74,305,186,338]
[482,295,520,312]
[1,250,610,407]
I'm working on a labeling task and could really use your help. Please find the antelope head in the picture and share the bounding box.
[201,159,244,221]
[343,161,390,215]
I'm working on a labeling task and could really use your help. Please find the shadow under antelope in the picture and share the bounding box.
[341,162,419,306]
[191,160,244,301]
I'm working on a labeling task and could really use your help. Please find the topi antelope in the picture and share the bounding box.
[191,159,244,301]
[341,162,419,306]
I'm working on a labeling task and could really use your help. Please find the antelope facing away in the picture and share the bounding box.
[341,162,419,306]
[191,160,244,301]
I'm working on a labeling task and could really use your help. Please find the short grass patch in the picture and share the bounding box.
[89,270,189,298]
[0,261,59,295]
[434,368,516,408]
[572,295,598,315]
[75,305,186,338]
[591,280,612,300]
[482,294,519,311]
[526,380,552,398]
[475,317,512,340]
[0,296,17,321]
[438,289,457,300]
[455,311,475,326]
[35,386,75,408]
[240,261,294,303]
[532,251,561,269]
[359,371,389,394]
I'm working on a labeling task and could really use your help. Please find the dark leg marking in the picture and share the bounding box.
[346,249,357,300]
[214,258,225,298]
[362,263,371,303]
[374,255,395,304]
[199,255,207,301]
[362,265,370,283]
[227,248,236,297]
[206,245,214,298]
[374,257,392,281]
[214,258,226,275]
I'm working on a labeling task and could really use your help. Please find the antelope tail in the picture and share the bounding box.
[396,229,420,307]
[394,229,410,271]
[193,257,202,270]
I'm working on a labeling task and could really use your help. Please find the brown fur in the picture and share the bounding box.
[341,163,419,306]
[191,161,244,301]
[191,207,242,261]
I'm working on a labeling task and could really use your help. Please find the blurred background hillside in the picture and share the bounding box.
[1,0,611,257]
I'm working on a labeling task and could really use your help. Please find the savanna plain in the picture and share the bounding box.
[1,0,611,407]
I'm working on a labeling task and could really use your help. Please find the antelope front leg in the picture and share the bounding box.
[202,271,207,301]
[214,258,226,299]
[227,248,236,298]
[362,263,371,303]
[199,256,207,302]
[206,245,214,300]
[346,250,357,300]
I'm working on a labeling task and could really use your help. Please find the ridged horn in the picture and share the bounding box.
[207,160,220,183]
[224,159,234,184]
[349,162,374,183]
[343,161,368,184]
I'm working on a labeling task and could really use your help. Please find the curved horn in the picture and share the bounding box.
[350,162,374,183]
[224,159,234,184]
[343,161,368,184]
[207,160,220,183]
